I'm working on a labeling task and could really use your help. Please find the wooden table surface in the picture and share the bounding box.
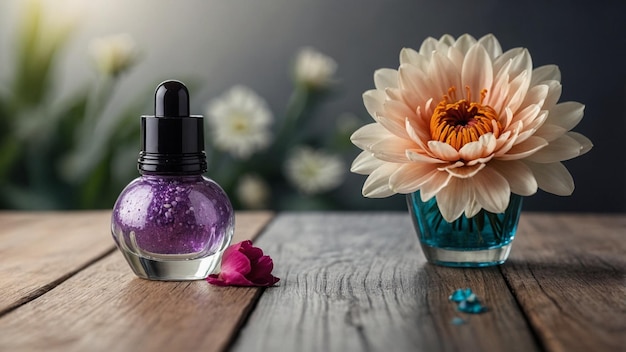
[0,211,624,352]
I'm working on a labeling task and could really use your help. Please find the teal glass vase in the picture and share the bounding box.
[407,191,523,267]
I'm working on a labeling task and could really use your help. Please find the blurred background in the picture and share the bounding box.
[0,0,624,212]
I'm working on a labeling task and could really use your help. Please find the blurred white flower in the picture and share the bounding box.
[336,112,361,136]
[293,47,337,89]
[206,86,273,159]
[285,146,345,195]
[236,174,271,209]
[89,33,138,77]
[22,0,78,59]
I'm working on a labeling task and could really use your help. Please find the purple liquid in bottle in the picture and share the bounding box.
[111,81,234,280]
[112,175,232,256]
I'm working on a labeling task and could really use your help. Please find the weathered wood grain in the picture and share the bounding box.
[0,211,274,352]
[3,211,623,352]
[0,211,114,315]
[501,213,626,352]
[232,213,539,352]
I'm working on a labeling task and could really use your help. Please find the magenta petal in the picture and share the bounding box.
[219,270,255,286]
[206,274,228,286]
[239,241,264,262]
[221,250,252,276]
[207,240,280,287]
[247,255,274,282]
[222,241,244,258]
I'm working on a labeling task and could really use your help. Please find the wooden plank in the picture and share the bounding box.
[231,213,539,352]
[0,211,274,352]
[0,211,115,314]
[501,213,626,352]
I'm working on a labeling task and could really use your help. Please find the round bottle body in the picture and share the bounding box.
[111,174,234,280]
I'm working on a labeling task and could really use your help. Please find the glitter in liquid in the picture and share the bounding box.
[112,175,232,257]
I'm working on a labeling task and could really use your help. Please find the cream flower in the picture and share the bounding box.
[236,174,271,209]
[89,33,138,77]
[206,86,273,159]
[285,146,345,195]
[351,34,592,222]
[293,47,338,89]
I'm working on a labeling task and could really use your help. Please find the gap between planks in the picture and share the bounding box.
[0,246,116,317]
[0,211,275,352]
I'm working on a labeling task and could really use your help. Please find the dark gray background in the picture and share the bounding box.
[1,0,624,212]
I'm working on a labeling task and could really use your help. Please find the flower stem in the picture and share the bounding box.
[272,84,309,154]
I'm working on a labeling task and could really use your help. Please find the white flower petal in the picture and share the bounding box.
[471,167,511,213]
[477,33,503,59]
[377,113,410,139]
[399,64,437,105]
[521,84,549,110]
[436,178,472,222]
[419,171,452,201]
[516,111,548,144]
[531,65,561,86]
[406,149,445,163]
[383,98,415,121]
[362,163,399,197]
[443,163,486,178]
[389,163,440,193]
[489,62,512,115]
[400,48,427,70]
[489,160,538,196]
[525,161,574,196]
[514,103,541,127]
[526,133,585,163]
[419,37,439,58]
[567,132,593,155]
[491,49,532,113]
[363,90,387,119]
[498,136,548,160]
[503,69,531,115]
[374,68,398,89]
[446,46,464,71]
[350,123,394,150]
[438,34,456,47]
[462,44,493,101]
[428,141,460,161]
[405,117,431,148]
[534,124,567,142]
[429,52,462,99]
[459,133,496,161]
[492,47,525,79]
[370,136,415,162]
[495,122,521,154]
[351,151,384,175]
[542,80,562,110]
[453,33,477,55]
[545,102,585,131]
[464,199,482,218]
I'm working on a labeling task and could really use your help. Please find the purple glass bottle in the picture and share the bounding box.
[111,80,234,280]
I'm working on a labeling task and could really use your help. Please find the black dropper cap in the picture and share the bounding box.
[138,80,207,174]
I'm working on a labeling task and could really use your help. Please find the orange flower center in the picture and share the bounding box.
[430,87,501,150]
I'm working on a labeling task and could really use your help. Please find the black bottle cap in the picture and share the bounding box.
[138,80,207,174]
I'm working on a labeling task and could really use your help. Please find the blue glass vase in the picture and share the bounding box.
[407,191,523,267]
